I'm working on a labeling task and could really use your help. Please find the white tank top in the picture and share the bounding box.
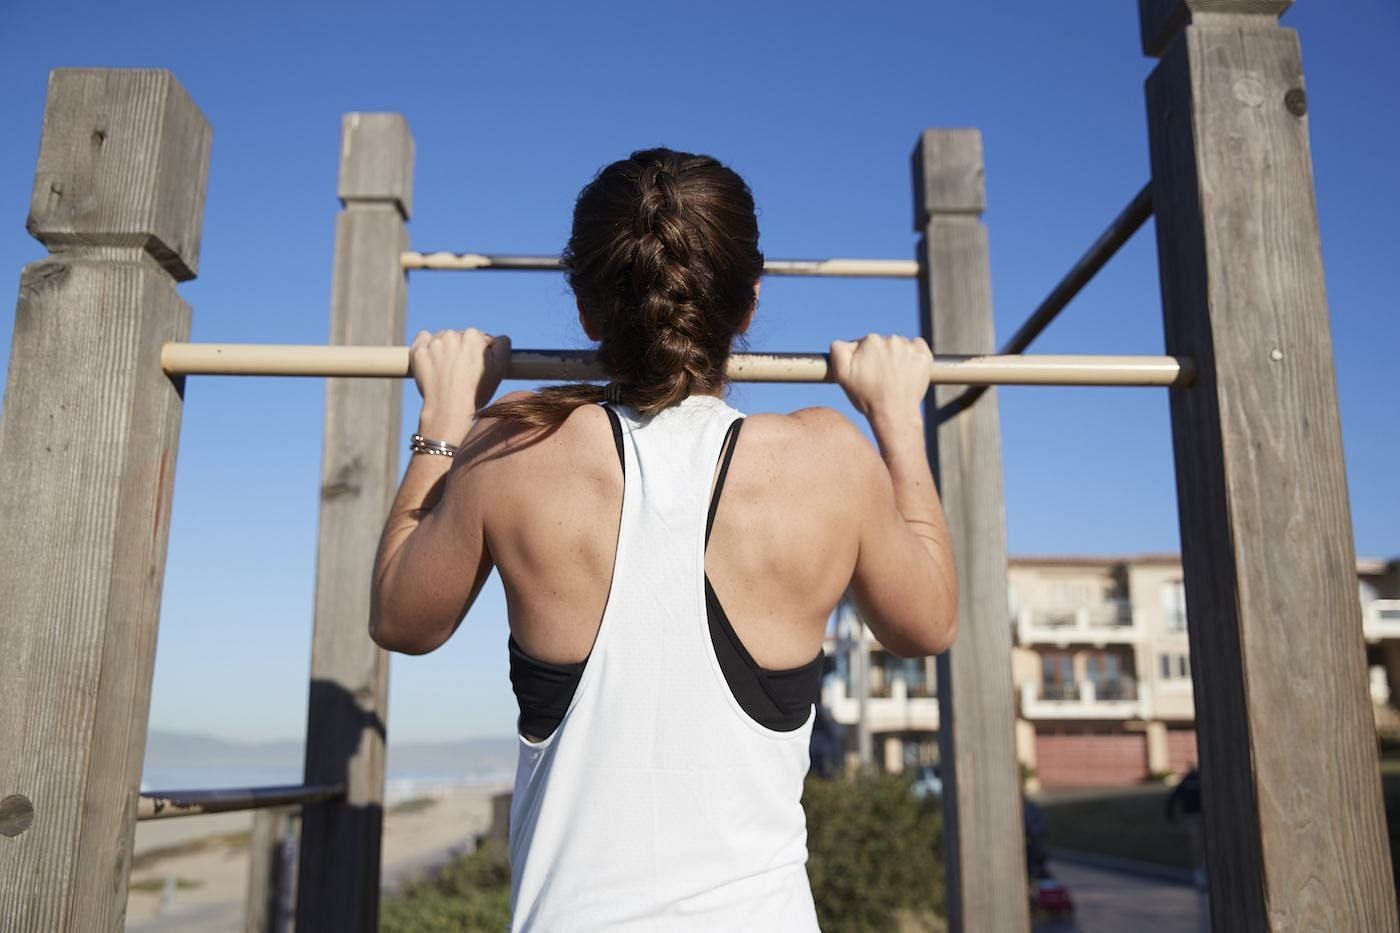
[507,394,820,932]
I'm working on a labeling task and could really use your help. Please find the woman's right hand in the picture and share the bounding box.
[830,334,934,417]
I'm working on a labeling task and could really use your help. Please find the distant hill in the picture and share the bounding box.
[143,730,517,782]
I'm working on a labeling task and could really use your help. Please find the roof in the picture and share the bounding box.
[1009,554,1396,574]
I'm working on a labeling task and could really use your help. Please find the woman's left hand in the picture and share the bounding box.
[410,328,512,442]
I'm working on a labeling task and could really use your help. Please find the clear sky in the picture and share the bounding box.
[1,1,1396,744]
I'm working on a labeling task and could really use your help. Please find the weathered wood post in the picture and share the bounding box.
[0,69,210,931]
[245,807,292,933]
[1140,2,1397,927]
[912,129,1028,933]
[296,113,412,930]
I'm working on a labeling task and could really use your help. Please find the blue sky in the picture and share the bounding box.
[1,1,1396,744]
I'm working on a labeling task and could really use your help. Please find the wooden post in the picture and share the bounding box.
[1141,2,1397,928]
[0,69,209,932]
[245,808,291,933]
[295,113,412,931]
[912,130,1028,933]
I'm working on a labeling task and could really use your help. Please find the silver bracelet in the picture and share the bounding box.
[410,433,457,457]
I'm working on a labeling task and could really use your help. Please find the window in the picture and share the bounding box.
[1085,651,1122,684]
[1161,580,1187,632]
[1160,652,1191,681]
[1040,652,1076,700]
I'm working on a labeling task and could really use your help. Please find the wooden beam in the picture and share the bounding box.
[1138,0,1293,57]
[295,113,412,931]
[912,129,1028,933]
[1143,8,1397,929]
[244,808,293,933]
[0,69,209,932]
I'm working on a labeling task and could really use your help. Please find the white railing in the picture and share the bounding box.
[1020,679,1143,720]
[1364,600,1400,642]
[1014,600,1138,646]
[821,676,940,733]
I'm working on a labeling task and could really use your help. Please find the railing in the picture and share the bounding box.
[137,783,344,821]
[1040,681,1081,701]
[1021,677,1142,719]
[1093,677,1139,702]
[821,675,940,733]
[1364,600,1400,641]
[1015,601,1138,645]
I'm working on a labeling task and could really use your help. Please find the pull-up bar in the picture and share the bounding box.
[401,252,921,279]
[936,183,1154,422]
[161,342,1194,387]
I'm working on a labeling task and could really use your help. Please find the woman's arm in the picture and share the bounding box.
[368,328,510,655]
[830,334,958,657]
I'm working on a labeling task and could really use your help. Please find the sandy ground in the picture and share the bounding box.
[124,782,510,932]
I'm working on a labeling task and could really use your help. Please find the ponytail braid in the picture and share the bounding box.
[480,147,763,428]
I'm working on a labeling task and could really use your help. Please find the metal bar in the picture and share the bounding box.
[936,184,1154,422]
[401,251,921,279]
[161,342,1195,388]
[137,783,345,821]
[1001,183,1153,356]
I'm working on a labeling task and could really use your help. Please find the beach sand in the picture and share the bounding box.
[124,782,510,932]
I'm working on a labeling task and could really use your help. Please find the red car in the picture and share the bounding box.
[1030,876,1074,920]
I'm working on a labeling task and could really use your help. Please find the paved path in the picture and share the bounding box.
[1033,861,1210,933]
[126,899,240,932]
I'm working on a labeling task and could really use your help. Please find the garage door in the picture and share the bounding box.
[1166,727,1198,775]
[1035,732,1148,787]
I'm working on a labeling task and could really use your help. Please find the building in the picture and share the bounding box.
[821,554,1400,789]
[1010,554,1194,788]
[823,601,939,774]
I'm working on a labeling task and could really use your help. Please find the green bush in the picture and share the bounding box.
[381,773,948,932]
[803,771,946,932]
[381,839,512,933]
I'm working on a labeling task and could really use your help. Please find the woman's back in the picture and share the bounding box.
[497,395,825,929]
[476,396,862,676]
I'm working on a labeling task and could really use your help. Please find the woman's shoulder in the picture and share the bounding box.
[735,406,883,493]
[457,393,615,475]
[742,405,872,456]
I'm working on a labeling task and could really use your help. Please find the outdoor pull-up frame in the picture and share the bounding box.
[0,4,1394,930]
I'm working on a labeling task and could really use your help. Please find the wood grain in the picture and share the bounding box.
[336,114,414,219]
[0,69,208,933]
[245,808,292,933]
[27,69,210,281]
[295,114,412,932]
[1138,0,1293,57]
[911,128,984,229]
[1144,12,1396,930]
[912,129,1029,933]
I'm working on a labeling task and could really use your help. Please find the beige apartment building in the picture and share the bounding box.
[822,554,1400,788]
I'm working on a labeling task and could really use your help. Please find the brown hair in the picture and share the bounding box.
[478,147,764,427]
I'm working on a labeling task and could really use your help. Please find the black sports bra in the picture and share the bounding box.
[508,405,824,739]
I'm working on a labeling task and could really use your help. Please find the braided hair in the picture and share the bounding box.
[478,148,764,426]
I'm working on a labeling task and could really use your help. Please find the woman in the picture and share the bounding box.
[369,148,957,931]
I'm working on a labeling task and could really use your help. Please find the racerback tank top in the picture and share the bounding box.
[507,394,820,931]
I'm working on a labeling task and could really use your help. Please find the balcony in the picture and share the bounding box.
[822,676,940,733]
[1014,601,1138,647]
[1020,677,1142,720]
[1364,600,1400,642]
